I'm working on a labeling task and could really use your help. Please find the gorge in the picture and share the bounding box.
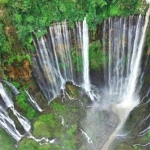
[0,0,150,150]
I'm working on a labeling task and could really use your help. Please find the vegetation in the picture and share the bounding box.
[0,0,149,150]
[5,0,145,50]
[15,91,38,120]
[89,41,107,70]
[0,128,15,150]
[0,0,146,67]
[18,90,87,150]
[71,48,83,72]
[71,41,107,71]
[19,139,61,150]
[0,0,8,3]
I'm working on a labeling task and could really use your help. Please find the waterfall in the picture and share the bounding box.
[3,80,20,95]
[0,105,22,141]
[0,82,31,141]
[32,20,92,102]
[103,15,144,105]
[103,11,150,107]
[32,21,76,102]
[101,8,150,149]
[126,7,150,100]
[25,91,43,112]
[30,11,150,149]
[82,17,90,92]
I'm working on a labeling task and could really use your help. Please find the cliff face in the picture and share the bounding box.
[0,2,150,149]
[6,59,32,83]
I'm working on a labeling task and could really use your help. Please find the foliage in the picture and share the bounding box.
[51,101,66,114]
[0,128,15,150]
[89,41,107,70]
[6,0,144,50]
[16,91,38,120]
[8,54,31,66]
[0,4,29,66]
[11,81,20,88]
[31,99,79,149]
[66,83,80,99]
[0,21,11,56]
[71,41,107,72]
[71,48,83,72]
[0,0,8,4]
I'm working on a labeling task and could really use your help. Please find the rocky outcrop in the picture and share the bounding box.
[6,59,32,83]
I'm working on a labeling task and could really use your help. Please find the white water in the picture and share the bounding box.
[125,15,143,101]
[25,91,43,112]
[33,21,76,102]
[0,83,31,133]
[0,82,31,141]
[0,105,22,141]
[101,7,150,149]
[3,80,20,95]
[0,83,13,107]
[33,20,91,102]
[80,128,96,149]
[103,15,144,105]
[27,133,56,145]
[82,18,90,92]
[11,108,31,132]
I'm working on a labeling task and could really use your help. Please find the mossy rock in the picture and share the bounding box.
[65,82,81,99]
[33,113,62,138]
[123,102,150,137]
[18,138,61,150]
[115,143,133,150]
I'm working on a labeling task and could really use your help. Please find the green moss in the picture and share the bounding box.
[0,128,15,150]
[33,114,61,138]
[51,100,66,114]
[16,91,38,120]
[66,83,80,99]
[19,138,61,150]
[28,93,87,150]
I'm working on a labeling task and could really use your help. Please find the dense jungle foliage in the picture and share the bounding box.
[0,0,146,55]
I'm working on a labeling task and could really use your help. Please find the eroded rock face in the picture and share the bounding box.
[6,59,32,83]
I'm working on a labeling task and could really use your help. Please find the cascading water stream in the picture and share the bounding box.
[0,105,22,141]
[126,7,150,101]
[103,14,145,111]
[103,15,144,99]
[0,82,31,141]
[102,7,150,150]
[33,20,92,102]
[3,80,20,95]
[82,17,90,92]
[32,21,77,102]
[25,91,43,112]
